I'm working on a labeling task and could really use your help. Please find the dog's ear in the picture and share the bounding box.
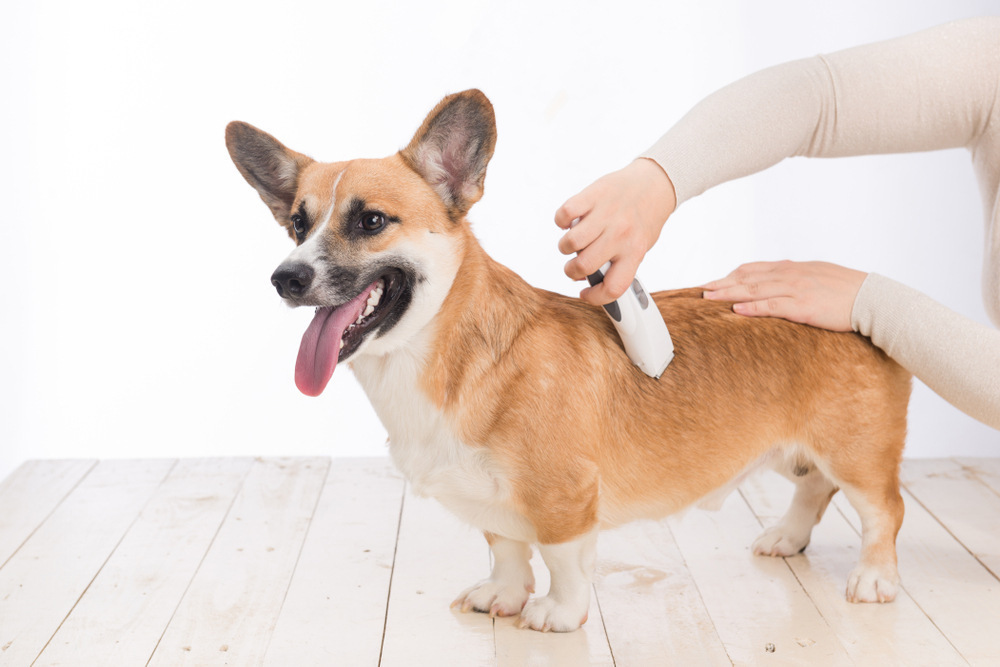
[225,121,314,223]
[400,89,497,220]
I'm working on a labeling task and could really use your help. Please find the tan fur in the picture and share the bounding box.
[426,230,910,543]
[226,89,913,630]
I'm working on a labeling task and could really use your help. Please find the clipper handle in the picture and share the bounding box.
[586,262,674,378]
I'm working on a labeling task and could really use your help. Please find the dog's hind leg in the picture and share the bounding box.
[839,478,904,603]
[753,459,839,557]
[452,532,535,617]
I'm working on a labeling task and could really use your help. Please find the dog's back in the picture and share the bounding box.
[597,286,911,520]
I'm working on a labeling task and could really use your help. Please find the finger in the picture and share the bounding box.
[731,296,804,323]
[554,191,594,229]
[556,218,601,255]
[703,280,793,303]
[579,255,640,305]
[702,261,789,290]
[730,260,790,275]
[564,253,603,282]
[563,228,613,280]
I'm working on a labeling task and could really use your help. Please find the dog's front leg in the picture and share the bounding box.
[452,532,535,617]
[517,527,598,632]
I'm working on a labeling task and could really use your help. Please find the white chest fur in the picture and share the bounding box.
[351,343,536,543]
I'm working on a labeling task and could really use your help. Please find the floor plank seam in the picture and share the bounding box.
[0,460,98,571]
[31,459,180,667]
[662,520,734,666]
[832,499,860,540]
[899,483,1000,583]
[837,487,974,665]
[377,482,407,667]
[142,459,254,667]
[490,546,498,667]
[258,458,334,663]
[589,583,616,666]
[892,580,971,667]
[737,487,853,658]
[954,457,1000,502]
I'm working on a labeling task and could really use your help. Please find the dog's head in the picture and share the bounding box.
[226,90,497,396]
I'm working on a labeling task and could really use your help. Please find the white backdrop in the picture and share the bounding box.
[2,0,997,481]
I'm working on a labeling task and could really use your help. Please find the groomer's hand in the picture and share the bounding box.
[555,158,676,305]
[703,260,867,332]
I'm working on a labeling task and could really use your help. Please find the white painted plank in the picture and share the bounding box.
[901,458,1000,578]
[378,491,495,667]
[953,457,1000,497]
[147,457,329,667]
[494,553,614,667]
[667,492,851,665]
[262,458,405,666]
[740,472,966,666]
[834,486,1000,664]
[0,459,175,666]
[0,459,96,567]
[591,519,729,666]
[33,458,254,667]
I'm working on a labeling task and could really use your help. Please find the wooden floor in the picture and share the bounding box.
[0,458,999,666]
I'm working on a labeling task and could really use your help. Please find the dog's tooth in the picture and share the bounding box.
[363,303,375,317]
[339,339,344,349]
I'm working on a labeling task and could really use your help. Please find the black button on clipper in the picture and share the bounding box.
[587,267,622,322]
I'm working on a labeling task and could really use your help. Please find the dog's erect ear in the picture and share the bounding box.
[225,121,314,222]
[400,89,497,220]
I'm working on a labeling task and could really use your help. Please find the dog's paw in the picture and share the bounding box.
[451,579,532,618]
[516,596,588,633]
[846,564,899,603]
[752,524,810,557]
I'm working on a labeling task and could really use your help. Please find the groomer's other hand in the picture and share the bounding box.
[703,260,867,332]
[555,158,676,305]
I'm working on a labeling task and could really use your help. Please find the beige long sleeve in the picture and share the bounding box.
[852,274,1000,427]
[641,17,1000,429]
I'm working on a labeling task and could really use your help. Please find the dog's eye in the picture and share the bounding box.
[360,212,386,233]
[291,214,307,237]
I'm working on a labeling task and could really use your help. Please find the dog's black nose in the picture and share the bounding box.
[271,263,314,298]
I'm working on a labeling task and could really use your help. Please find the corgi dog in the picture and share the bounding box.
[225,89,911,632]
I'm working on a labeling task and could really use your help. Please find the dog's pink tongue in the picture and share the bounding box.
[294,285,374,397]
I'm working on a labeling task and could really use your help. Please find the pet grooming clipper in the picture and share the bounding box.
[571,218,673,378]
[586,262,674,378]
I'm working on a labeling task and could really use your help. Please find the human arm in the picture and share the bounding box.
[558,18,999,305]
[643,18,998,206]
[694,18,1000,427]
[852,274,1000,430]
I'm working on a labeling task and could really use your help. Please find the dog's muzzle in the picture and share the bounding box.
[271,262,314,299]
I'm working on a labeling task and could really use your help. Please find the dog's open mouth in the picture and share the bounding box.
[294,270,406,397]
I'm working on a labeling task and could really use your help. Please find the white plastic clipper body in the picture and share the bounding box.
[586,262,675,378]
